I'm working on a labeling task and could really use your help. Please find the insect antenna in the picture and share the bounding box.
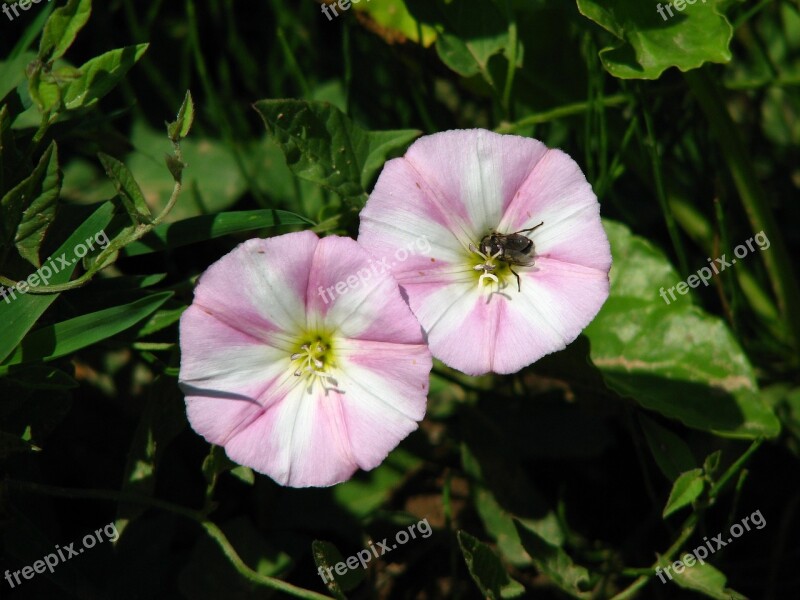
[512,221,544,235]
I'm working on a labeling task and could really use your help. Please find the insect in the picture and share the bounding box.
[473,221,544,291]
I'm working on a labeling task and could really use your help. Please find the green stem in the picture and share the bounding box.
[709,438,762,499]
[501,0,518,119]
[495,94,631,134]
[610,512,699,600]
[685,68,800,353]
[639,95,688,275]
[6,480,333,600]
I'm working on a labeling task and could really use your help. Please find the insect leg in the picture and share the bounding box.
[510,266,521,291]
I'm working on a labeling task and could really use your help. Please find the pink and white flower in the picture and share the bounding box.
[358,129,611,376]
[179,231,431,488]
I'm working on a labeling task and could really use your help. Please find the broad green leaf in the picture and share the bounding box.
[16,143,62,267]
[311,540,358,598]
[663,468,705,518]
[458,530,525,600]
[584,220,780,439]
[62,44,149,110]
[0,292,172,372]
[2,141,61,268]
[655,555,742,599]
[576,0,733,79]
[254,99,420,205]
[640,414,697,482]
[513,521,591,599]
[167,90,195,142]
[405,0,514,79]
[98,152,152,223]
[121,209,313,257]
[39,0,92,62]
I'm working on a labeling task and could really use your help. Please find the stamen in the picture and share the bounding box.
[469,243,505,289]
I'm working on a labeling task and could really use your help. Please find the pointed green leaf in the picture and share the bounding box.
[98,152,152,224]
[457,530,525,600]
[0,292,172,372]
[1,142,61,268]
[663,468,705,518]
[62,43,149,110]
[0,52,36,103]
[0,201,116,363]
[120,209,313,257]
[640,414,697,482]
[405,0,513,79]
[39,0,92,62]
[655,555,743,599]
[254,99,419,205]
[311,540,362,598]
[513,521,591,599]
[167,90,195,142]
[15,143,61,268]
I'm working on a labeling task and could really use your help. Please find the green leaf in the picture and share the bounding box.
[405,0,514,80]
[2,141,62,268]
[576,0,733,79]
[98,152,152,224]
[663,468,705,518]
[126,121,246,220]
[655,555,743,599]
[333,447,421,519]
[116,366,185,537]
[38,0,92,62]
[178,517,293,600]
[202,444,238,487]
[311,540,362,598]
[253,99,420,206]
[0,201,117,363]
[62,43,149,110]
[167,90,195,142]
[353,0,437,46]
[461,410,564,567]
[0,292,172,372]
[0,430,41,460]
[457,530,525,600]
[120,209,312,257]
[584,220,780,439]
[0,52,36,102]
[640,414,697,482]
[513,520,591,599]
